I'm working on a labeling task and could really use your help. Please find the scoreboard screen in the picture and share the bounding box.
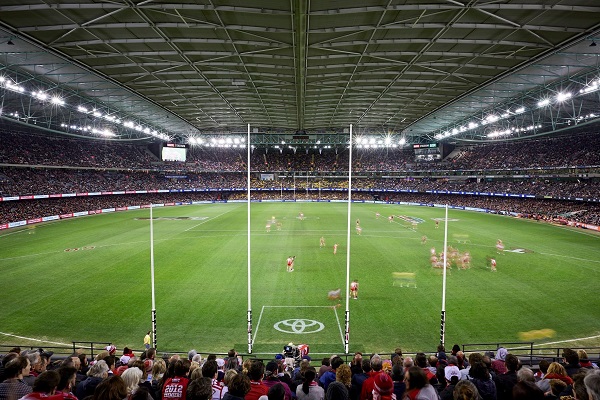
[162,143,187,162]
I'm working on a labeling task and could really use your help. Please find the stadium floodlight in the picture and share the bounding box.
[0,76,5,83]
[32,91,48,100]
[77,105,88,113]
[515,107,525,114]
[556,92,572,102]
[580,80,599,94]
[50,96,65,106]
[537,98,550,107]
[399,137,406,145]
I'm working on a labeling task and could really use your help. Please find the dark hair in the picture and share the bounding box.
[267,383,286,400]
[187,377,213,400]
[228,373,251,397]
[406,366,427,390]
[57,366,77,391]
[469,361,490,380]
[248,360,265,381]
[331,357,344,370]
[302,367,317,395]
[201,360,217,378]
[93,375,127,400]
[538,360,550,374]
[321,358,330,366]
[361,359,371,373]
[391,364,404,382]
[562,348,579,365]
[4,356,29,379]
[174,360,190,377]
[505,354,519,372]
[32,370,60,394]
[415,353,427,368]
[103,355,116,369]
[512,381,544,400]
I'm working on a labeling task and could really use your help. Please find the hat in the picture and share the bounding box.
[496,348,508,361]
[301,355,311,361]
[216,358,225,368]
[373,373,393,395]
[106,345,116,355]
[144,359,153,372]
[444,365,460,381]
[275,354,284,360]
[437,351,447,360]
[120,355,131,365]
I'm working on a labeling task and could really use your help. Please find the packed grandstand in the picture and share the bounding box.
[0,124,599,229]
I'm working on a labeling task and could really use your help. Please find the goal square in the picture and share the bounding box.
[254,305,344,350]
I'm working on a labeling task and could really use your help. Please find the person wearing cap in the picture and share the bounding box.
[263,362,292,400]
[439,365,460,400]
[371,373,394,400]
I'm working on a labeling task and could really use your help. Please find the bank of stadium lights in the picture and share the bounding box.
[1,76,167,139]
[60,123,115,137]
[353,135,406,148]
[188,136,246,148]
[580,79,600,94]
[487,124,542,138]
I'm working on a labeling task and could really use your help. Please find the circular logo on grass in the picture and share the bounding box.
[274,319,324,334]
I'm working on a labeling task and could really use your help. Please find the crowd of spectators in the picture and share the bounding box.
[2,191,599,227]
[2,127,600,227]
[1,345,600,400]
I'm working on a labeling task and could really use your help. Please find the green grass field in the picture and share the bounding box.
[1,202,599,357]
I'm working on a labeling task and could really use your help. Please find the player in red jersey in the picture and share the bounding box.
[496,239,505,254]
[490,258,497,272]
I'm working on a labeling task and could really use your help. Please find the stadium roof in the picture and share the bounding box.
[1,1,600,145]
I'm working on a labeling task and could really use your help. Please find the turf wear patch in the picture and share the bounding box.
[504,248,534,253]
[396,215,425,224]
[134,216,208,221]
[64,246,96,252]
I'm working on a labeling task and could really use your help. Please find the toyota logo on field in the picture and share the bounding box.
[274,319,324,334]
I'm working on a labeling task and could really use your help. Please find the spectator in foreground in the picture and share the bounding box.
[296,367,323,400]
[452,380,479,400]
[75,360,109,400]
[93,375,127,400]
[187,377,212,400]
[222,374,250,400]
[584,369,600,400]
[402,366,438,400]
[0,356,32,400]
[326,381,349,400]
[19,370,61,400]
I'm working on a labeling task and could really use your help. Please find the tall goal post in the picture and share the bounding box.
[149,204,157,349]
[440,204,449,346]
[344,124,354,354]
[247,123,253,354]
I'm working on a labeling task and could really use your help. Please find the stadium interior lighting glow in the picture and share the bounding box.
[50,96,65,106]
[515,107,525,114]
[77,105,88,113]
[538,98,550,107]
[580,80,599,94]
[556,92,572,102]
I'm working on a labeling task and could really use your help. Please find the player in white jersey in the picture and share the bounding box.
[421,235,427,244]
[375,212,381,219]
[320,236,326,248]
[490,258,497,272]
[356,225,362,235]
[266,223,271,232]
[333,243,339,254]
[350,280,359,299]
[286,256,295,272]
[496,239,505,254]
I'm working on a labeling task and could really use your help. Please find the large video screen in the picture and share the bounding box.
[162,145,187,162]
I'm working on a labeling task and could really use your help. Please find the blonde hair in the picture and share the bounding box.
[223,369,238,386]
[336,364,352,386]
[152,359,166,379]
[121,367,143,394]
[547,362,567,376]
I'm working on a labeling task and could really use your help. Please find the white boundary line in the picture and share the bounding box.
[0,331,71,346]
[252,305,345,349]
